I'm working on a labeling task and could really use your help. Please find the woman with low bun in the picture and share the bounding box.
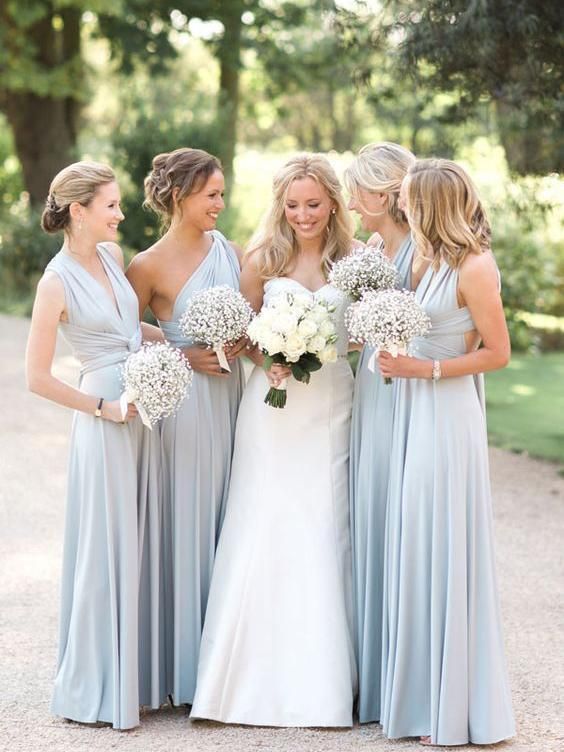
[126,147,245,708]
[343,142,415,724]
[26,161,161,729]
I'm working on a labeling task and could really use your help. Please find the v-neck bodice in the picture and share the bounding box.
[46,245,142,375]
[157,230,241,348]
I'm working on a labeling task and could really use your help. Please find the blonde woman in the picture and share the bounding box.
[378,159,515,745]
[191,154,358,727]
[26,162,160,729]
[343,142,415,724]
[126,147,245,708]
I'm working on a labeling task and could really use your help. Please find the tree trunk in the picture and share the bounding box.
[217,1,244,200]
[0,7,81,206]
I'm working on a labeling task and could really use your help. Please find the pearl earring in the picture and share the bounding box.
[331,208,336,215]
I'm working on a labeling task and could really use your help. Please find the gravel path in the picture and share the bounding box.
[1,313,563,752]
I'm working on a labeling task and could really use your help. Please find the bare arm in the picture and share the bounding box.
[378,252,510,380]
[25,273,135,422]
[126,252,155,319]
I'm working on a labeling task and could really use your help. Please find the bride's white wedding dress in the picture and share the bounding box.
[190,277,357,727]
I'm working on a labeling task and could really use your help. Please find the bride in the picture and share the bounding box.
[190,153,358,727]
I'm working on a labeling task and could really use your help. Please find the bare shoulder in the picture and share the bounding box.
[126,244,162,277]
[459,249,499,288]
[34,270,66,317]
[100,241,124,268]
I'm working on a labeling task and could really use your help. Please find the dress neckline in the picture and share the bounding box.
[61,244,123,321]
[268,277,331,295]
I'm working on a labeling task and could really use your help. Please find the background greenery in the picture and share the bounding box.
[0,1,562,462]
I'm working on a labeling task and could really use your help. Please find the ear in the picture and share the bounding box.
[69,201,84,222]
[172,186,180,204]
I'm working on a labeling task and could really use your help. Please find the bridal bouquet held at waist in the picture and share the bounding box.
[345,288,431,384]
[247,290,339,408]
[120,342,193,428]
[328,245,399,301]
[178,284,254,372]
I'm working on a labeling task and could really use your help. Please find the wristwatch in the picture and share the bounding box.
[432,360,442,381]
[94,397,104,417]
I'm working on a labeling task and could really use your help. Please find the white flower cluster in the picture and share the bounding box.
[328,246,399,301]
[345,288,431,355]
[247,291,339,365]
[121,342,192,427]
[178,284,254,347]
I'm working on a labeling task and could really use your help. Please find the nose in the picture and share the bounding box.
[116,207,125,220]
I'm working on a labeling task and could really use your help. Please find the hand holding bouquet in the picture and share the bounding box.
[178,285,254,372]
[328,246,398,301]
[120,342,193,428]
[247,291,338,408]
[345,288,431,383]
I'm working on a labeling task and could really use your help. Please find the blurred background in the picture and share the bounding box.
[0,0,562,464]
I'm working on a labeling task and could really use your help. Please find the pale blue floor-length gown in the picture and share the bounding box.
[47,245,159,730]
[156,230,244,706]
[349,234,414,723]
[380,260,515,745]
[191,279,357,727]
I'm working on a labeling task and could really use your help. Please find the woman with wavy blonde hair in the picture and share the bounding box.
[378,158,515,746]
[343,141,415,725]
[191,153,358,727]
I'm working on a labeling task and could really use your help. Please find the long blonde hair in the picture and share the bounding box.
[344,142,415,225]
[406,158,491,269]
[247,153,354,280]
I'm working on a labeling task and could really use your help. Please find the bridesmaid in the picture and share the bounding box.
[378,159,515,745]
[126,147,245,708]
[343,142,415,724]
[25,161,160,729]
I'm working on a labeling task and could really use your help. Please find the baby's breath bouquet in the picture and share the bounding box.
[178,284,254,372]
[120,342,193,428]
[328,246,399,301]
[247,291,338,408]
[345,288,431,384]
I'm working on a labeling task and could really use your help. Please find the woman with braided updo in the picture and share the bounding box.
[26,161,161,729]
[126,147,245,709]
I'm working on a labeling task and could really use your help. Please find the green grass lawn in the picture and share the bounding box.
[486,352,564,465]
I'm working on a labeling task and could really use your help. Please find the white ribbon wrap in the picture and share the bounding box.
[120,390,152,430]
[214,345,231,373]
[367,342,408,373]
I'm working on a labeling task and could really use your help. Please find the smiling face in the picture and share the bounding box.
[284,176,334,244]
[73,180,124,241]
[347,186,388,232]
[176,169,225,232]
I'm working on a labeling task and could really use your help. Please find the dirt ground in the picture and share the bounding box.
[1,313,563,752]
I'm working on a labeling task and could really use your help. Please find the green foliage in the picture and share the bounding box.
[486,353,564,464]
[0,118,24,218]
[0,203,59,314]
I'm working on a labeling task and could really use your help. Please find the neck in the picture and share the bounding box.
[377,217,410,259]
[296,235,324,258]
[62,233,99,260]
[166,221,209,253]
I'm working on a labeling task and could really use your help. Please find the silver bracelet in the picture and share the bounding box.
[432,359,442,381]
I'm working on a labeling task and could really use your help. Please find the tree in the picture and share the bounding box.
[381,0,563,174]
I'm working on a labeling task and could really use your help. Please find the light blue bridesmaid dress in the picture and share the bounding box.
[156,230,244,706]
[349,233,414,723]
[380,260,515,745]
[46,245,159,729]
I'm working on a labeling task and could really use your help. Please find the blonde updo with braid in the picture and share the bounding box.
[344,142,415,225]
[144,147,222,229]
[41,161,116,234]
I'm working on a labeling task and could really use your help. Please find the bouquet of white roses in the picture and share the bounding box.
[345,288,431,383]
[328,245,398,301]
[178,284,254,372]
[120,342,193,428]
[247,291,338,408]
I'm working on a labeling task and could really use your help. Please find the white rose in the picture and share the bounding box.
[309,304,330,323]
[258,308,277,327]
[271,296,292,314]
[298,318,318,337]
[292,292,313,308]
[284,333,306,361]
[263,332,285,355]
[318,344,338,364]
[318,319,336,337]
[308,334,327,353]
[272,312,299,336]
